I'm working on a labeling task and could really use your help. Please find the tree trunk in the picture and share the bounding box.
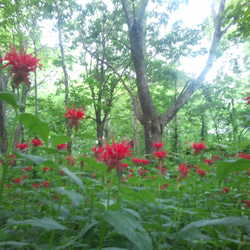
[0,51,8,154]
[121,0,229,154]
[56,0,71,155]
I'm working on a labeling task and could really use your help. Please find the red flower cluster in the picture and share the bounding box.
[56,144,67,150]
[101,139,132,174]
[15,143,29,151]
[92,146,104,160]
[242,200,250,208]
[153,142,167,168]
[0,44,42,87]
[238,153,250,160]
[153,142,164,151]
[204,159,215,165]
[244,93,250,105]
[158,166,167,175]
[190,142,207,155]
[64,105,86,131]
[213,155,221,160]
[31,138,43,147]
[178,163,190,178]
[132,158,149,166]
[66,156,76,167]
[159,183,168,190]
[21,166,33,171]
[138,167,148,178]
[196,168,207,178]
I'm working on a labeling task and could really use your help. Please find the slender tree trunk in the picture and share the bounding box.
[129,72,140,155]
[0,51,8,154]
[56,0,71,155]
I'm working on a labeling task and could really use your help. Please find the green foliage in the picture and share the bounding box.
[18,113,50,145]
[0,91,25,109]
[104,209,153,250]
[216,158,250,185]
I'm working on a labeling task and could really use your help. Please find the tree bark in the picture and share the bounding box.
[0,51,8,154]
[56,0,72,155]
[121,0,229,154]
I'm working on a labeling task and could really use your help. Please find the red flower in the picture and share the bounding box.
[13,178,22,183]
[31,138,43,147]
[42,167,52,173]
[153,142,164,151]
[66,156,76,166]
[122,163,129,168]
[244,93,250,105]
[64,105,86,131]
[56,144,67,150]
[59,170,64,175]
[138,167,148,178]
[204,159,215,165]
[132,158,149,166]
[43,181,50,188]
[92,146,104,160]
[238,153,250,160]
[158,166,167,175]
[15,143,29,151]
[159,183,168,190]
[190,142,207,155]
[178,163,190,177]
[0,44,42,87]
[242,200,250,208]
[213,155,221,160]
[32,183,41,188]
[222,187,228,194]
[101,139,132,173]
[154,151,168,160]
[21,166,33,171]
[197,168,207,177]
[8,154,16,165]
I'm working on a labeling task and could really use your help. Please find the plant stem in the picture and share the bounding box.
[0,109,18,206]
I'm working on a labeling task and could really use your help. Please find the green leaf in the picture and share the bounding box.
[104,209,153,250]
[178,216,250,239]
[136,190,156,204]
[216,158,250,185]
[0,91,25,109]
[52,135,71,147]
[7,217,67,230]
[62,167,86,194]
[78,133,96,140]
[0,241,37,248]
[57,222,97,249]
[18,113,49,145]
[55,187,84,206]
[15,151,48,165]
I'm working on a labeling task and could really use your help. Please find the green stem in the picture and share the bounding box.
[0,109,18,206]
[48,230,55,250]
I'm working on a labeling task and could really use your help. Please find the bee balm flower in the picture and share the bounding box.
[0,44,42,87]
